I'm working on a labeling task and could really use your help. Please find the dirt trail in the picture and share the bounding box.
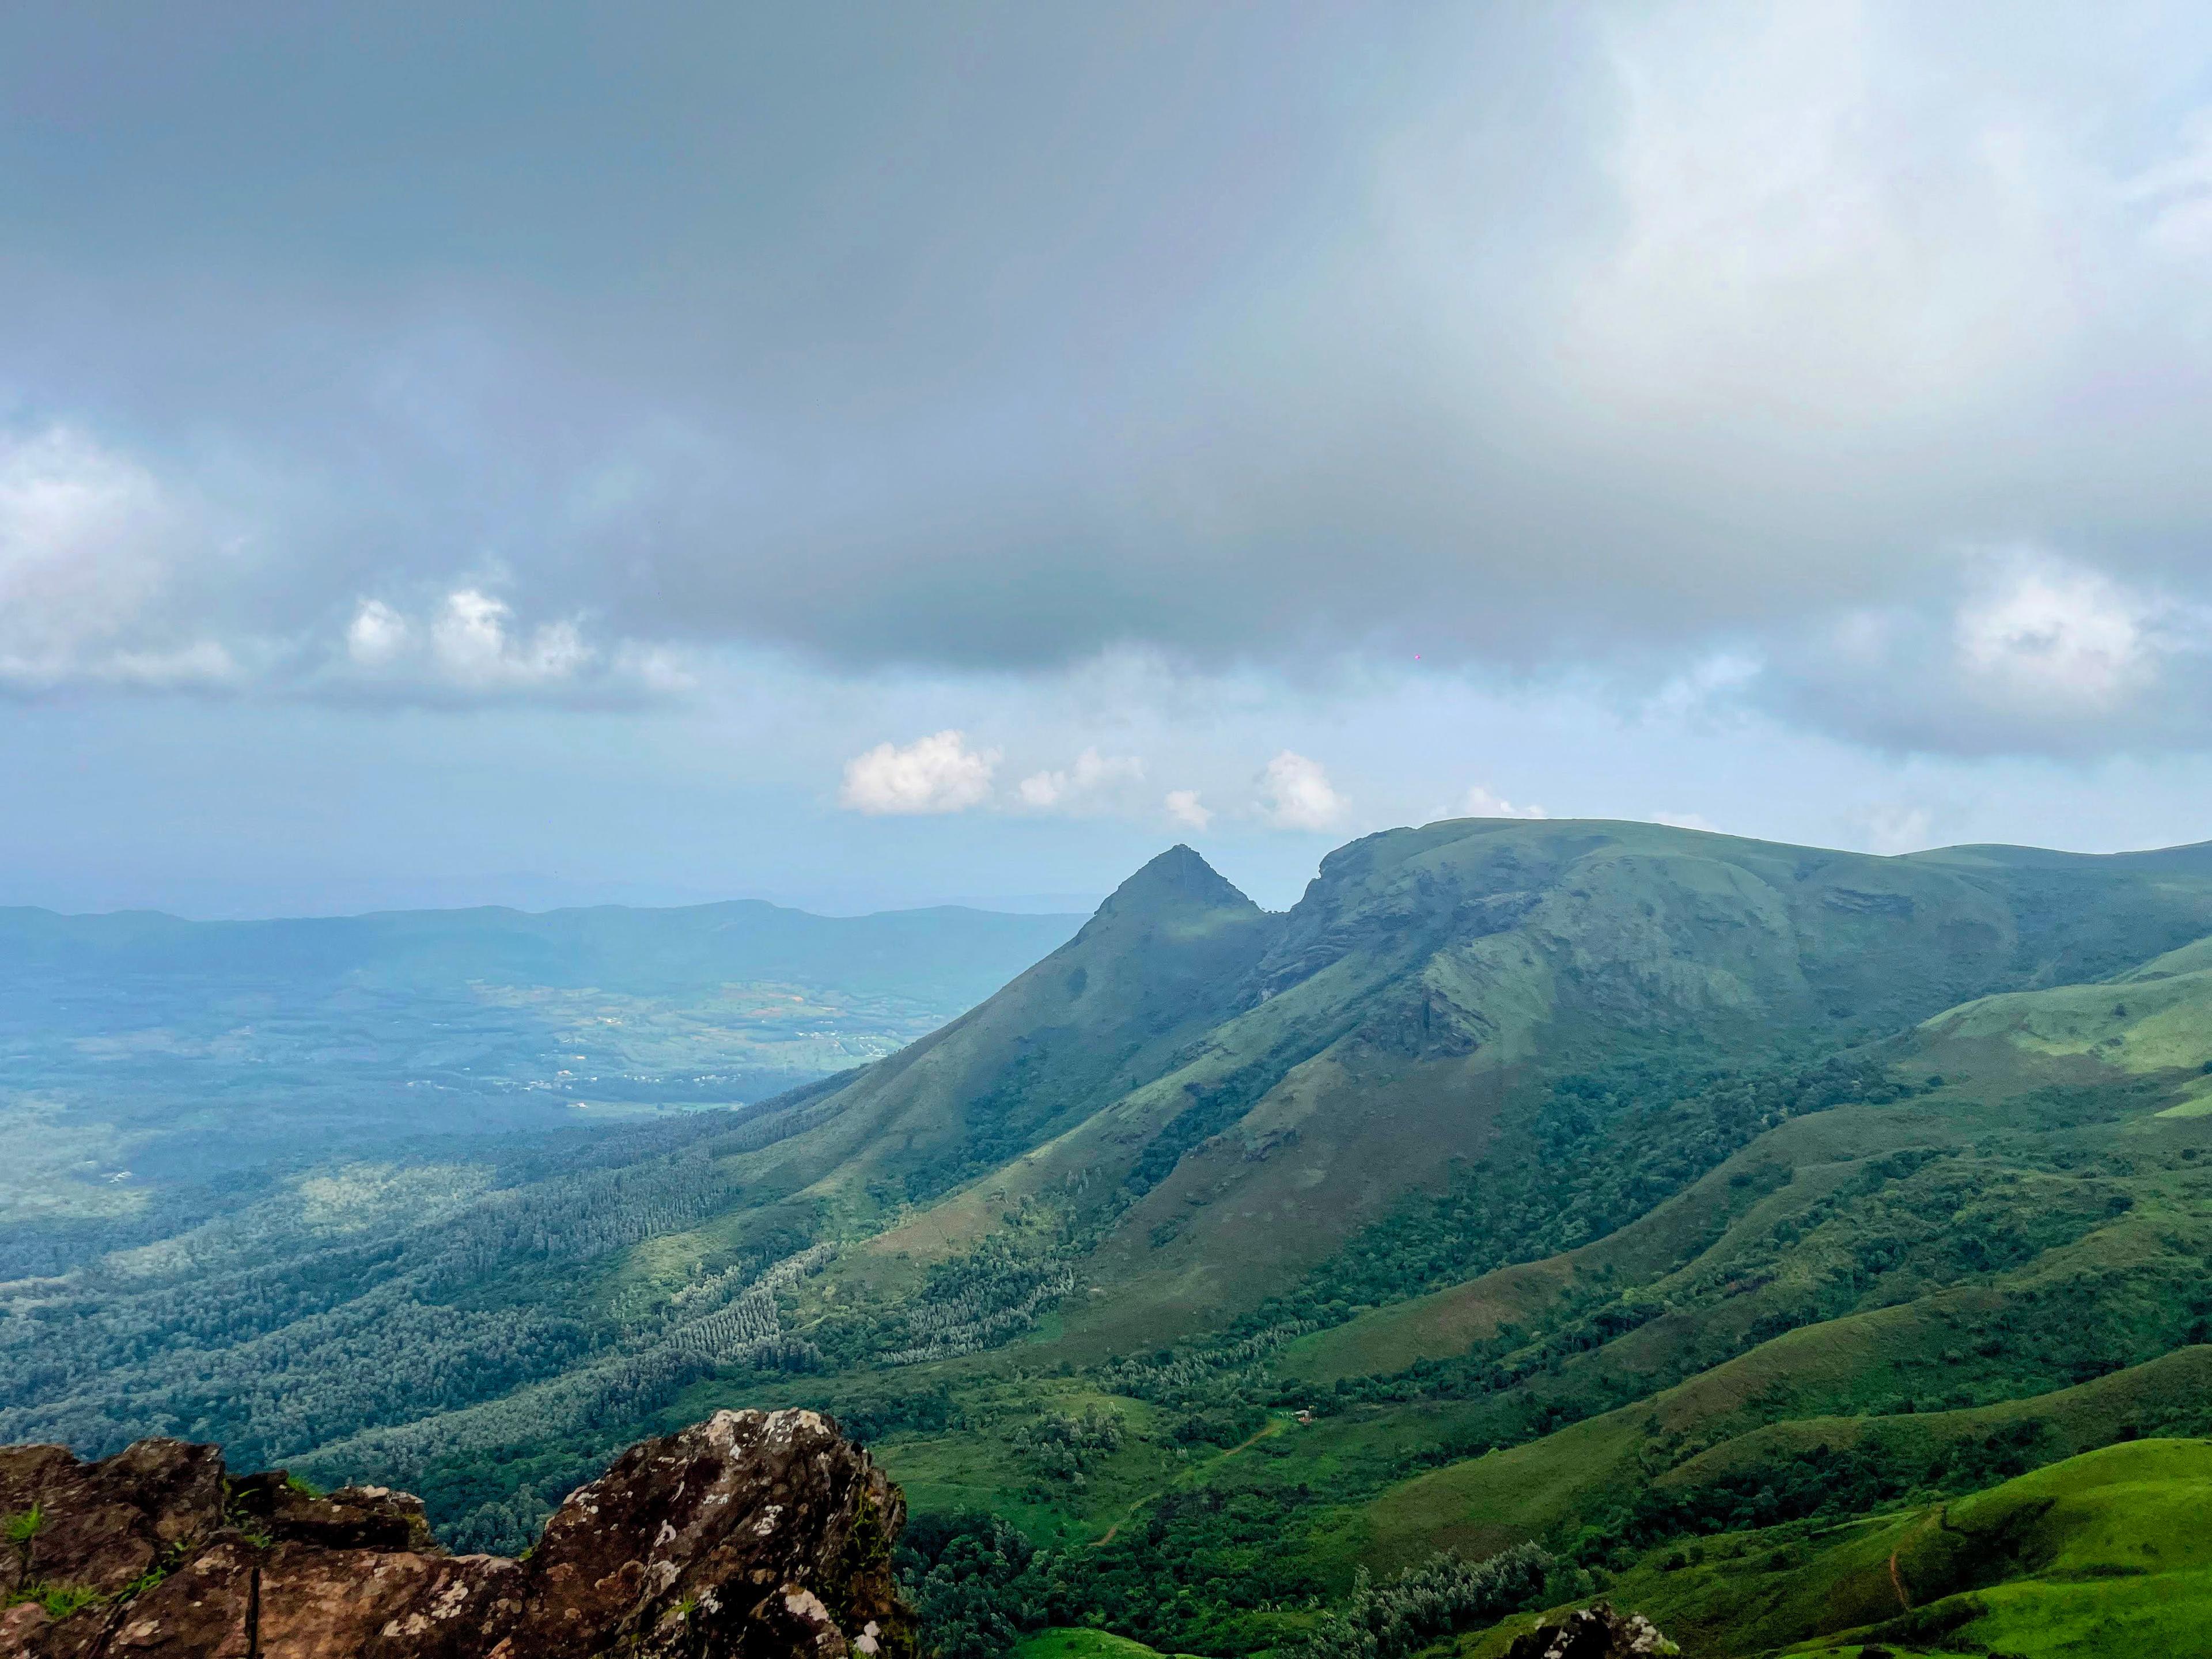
[1091,1418,1287,1548]
[1887,1505,1949,1612]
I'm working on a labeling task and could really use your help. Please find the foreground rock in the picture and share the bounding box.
[1504,1603,1679,1659]
[0,1408,912,1659]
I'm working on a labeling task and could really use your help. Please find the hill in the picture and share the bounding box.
[1464,1437,2212,1657]
[768,820,2212,1348]
[17,817,2212,1657]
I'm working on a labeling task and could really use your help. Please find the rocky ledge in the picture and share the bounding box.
[0,1408,913,1659]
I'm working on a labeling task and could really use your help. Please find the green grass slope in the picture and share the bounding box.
[1013,1631,1203,1659]
[714,846,1281,1236]
[763,819,2212,1355]
[821,919,2212,1649]
[1459,1438,2212,1658]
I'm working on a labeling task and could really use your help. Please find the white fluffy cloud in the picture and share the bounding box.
[1259,750,1348,831]
[345,599,412,667]
[1016,748,1145,813]
[0,426,236,691]
[1954,552,2154,711]
[1766,546,2212,755]
[840,730,1000,815]
[1461,785,1547,820]
[430,589,592,687]
[1164,789,1213,831]
[338,588,647,695]
[1649,810,1718,833]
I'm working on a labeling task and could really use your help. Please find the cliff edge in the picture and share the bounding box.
[0,1408,913,1659]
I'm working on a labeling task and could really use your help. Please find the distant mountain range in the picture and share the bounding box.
[0,897,1082,1229]
[0,896,1087,1001]
[12,819,2212,1657]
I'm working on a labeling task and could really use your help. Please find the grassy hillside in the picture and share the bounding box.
[1461,1438,2212,1657]
[21,817,2212,1658]
[773,820,2212,1360]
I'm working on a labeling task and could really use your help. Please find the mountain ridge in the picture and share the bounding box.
[19,816,2212,1658]
[749,817,2212,1343]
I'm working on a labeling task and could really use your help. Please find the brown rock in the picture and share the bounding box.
[0,1408,914,1659]
[1503,1602,1680,1659]
[0,1438,226,1604]
[227,1474,434,1554]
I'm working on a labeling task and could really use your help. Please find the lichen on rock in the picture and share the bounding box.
[0,1408,914,1659]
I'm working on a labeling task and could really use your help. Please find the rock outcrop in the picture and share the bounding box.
[0,1408,913,1659]
[1503,1603,1679,1659]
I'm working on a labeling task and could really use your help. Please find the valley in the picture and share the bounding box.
[12,818,2212,1657]
[0,900,1081,1270]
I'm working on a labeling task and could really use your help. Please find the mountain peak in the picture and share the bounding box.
[1096,845,1256,919]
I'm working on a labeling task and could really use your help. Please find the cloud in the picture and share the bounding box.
[1953,553,2152,711]
[1649,810,1718,833]
[1259,751,1348,831]
[1016,748,1145,814]
[334,587,697,701]
[1764,548,2212,756]
[839,730,1000,815]
[430,589,592,687]
[1853,802,1935,855]
[12,6,2212,763]
[0,425,237,691]
[1164,789,1213,831]
[346,599,411,667]
[1461,785,1547,820]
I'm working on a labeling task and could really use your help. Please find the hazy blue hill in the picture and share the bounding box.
[0,896,1082,1259]
[0,897,1081,1002]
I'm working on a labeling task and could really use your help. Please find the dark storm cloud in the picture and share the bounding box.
[6,2,2212,752]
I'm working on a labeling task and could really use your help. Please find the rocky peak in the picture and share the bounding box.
[1094,845,1256,922]
[0,1408,912,1659]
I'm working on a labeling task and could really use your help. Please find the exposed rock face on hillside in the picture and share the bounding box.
[0,1408,911,1659]
[1503,1603,1678,1658]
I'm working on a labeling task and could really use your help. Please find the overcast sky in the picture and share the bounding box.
[6,1,2212,916]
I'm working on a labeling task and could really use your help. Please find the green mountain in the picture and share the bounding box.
[744,821,2212,1347]
[16,817,2212,1658]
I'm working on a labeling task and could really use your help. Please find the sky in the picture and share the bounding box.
[6,2,2212,916]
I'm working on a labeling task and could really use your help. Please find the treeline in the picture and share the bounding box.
[819,1200,1082,1370]
[1308,1052,1914,1312]
[287,1241,836,1550]
[900,1513,1558,1659]
[0,1105,843,1522]
[1569,1428,2052,1568]
[1300,1546,1557,1659]
[900,1482,1334,1659]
